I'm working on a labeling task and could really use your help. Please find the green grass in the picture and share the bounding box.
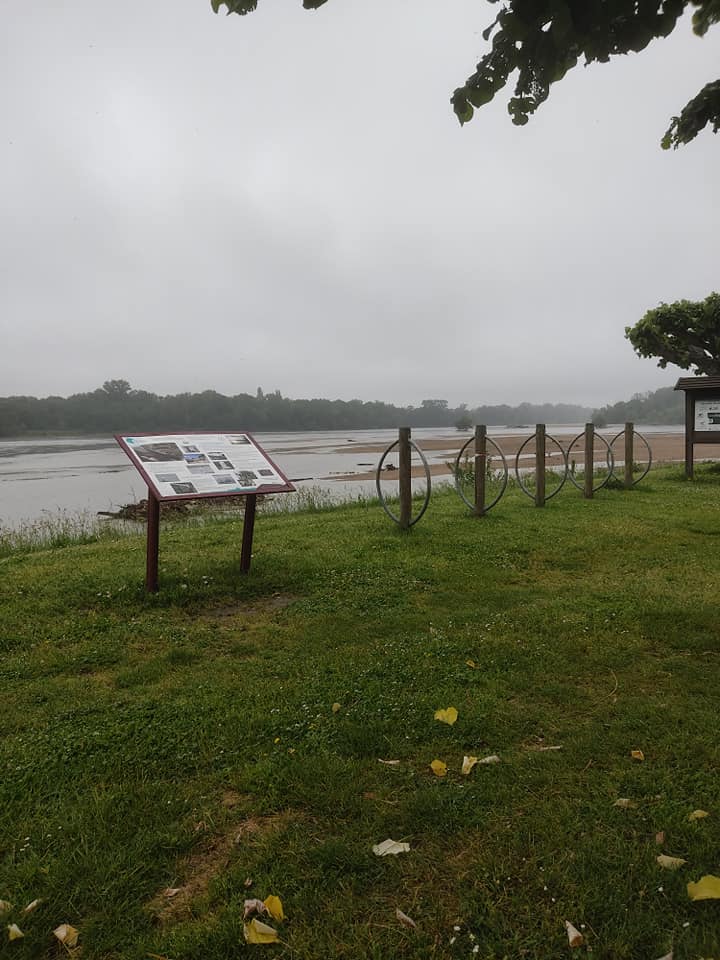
[2,464,720,958]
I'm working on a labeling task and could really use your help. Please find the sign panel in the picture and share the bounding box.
[116,432,295,500]
[694,399,720,432]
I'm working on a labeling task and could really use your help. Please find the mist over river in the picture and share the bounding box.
[0,425,683,528]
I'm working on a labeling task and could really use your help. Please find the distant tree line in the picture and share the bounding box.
[592,386,683,427]
[0,380,592,437]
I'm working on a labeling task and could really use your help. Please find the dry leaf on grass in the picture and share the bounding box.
[564,920,584,947]
[434,707,458,726]
[396,908,417,930]
[21,899,41,915]
[243,918,279,944]
[8,924,24,941]
[53,924,79,948]
[378,759,401,766]
[465,660,477,669]
[478,754,501,765]
[373,839,410,856]
[244,899,269,920]
[430,760,448,777]
[0,902,13,915]
[264,896,284,922]
[657,855,686,870]
[655,831,666,845]
[162,888,181,899]
[687,875,720,901]
[631,749,645,761]
[689,810,710,822]
[655,953,673,960]
[462,756,479,775]
[613,798,637,809]
[331,703,341,714]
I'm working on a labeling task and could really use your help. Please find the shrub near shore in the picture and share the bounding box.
[1,465,720,958]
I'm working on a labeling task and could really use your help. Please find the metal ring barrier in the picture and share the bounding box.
[610,428,652,485]
[375,439,432,526]
[453,435,509,512]
[514,434,569,501]
[566,431,615,493]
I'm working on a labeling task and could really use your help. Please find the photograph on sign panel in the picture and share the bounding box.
[171,481,196,495]
[133,442,184,463]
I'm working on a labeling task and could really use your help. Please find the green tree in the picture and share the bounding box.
[212,0,719,149]
[625,292,720,376]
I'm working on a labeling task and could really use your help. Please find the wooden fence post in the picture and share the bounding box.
[535,424,546,508]
[584,422,594,499]
[398,427,412,530]
[624,421,634,489]
[474,425,487,517]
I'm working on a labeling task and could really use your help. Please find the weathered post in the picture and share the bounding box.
[145,489,160,593]
[624,421,634,489]
[535,424,546,507]
[474,424,487,517]
[584,422,594,499]
[398,427,412,530]
[240,493,257,573]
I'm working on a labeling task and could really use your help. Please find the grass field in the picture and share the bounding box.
[1,465,720,959]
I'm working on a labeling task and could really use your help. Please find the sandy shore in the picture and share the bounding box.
[322,432,720,482]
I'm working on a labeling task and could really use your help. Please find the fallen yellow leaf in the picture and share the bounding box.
[657,855,686,870]
[461,756,479,775]
[434,707,458,726]
[372,839,410,856]
[430,760,447,777]
[478,754,501,765]
[687,875,720,901]
[21,899,41,915]
[564,920,584,947]
[53,924,79,948]
[378,759,401,766]
[613,798,637,809]
[264,895,284,922]
[8,924,24,941]
[631,749,645,761]
[0,902,12,916]
[689,809,710,822]
[331,702,341,713]
[243,918,279,944]
[465,660,477,669]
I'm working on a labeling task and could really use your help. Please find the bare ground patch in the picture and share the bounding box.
[198,593,296,622]
[147,803,300,925]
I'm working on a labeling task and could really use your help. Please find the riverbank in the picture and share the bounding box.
[2,465,720,958]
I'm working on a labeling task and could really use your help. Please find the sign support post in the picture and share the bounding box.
[146,489,161,593]
[240,493,257,574]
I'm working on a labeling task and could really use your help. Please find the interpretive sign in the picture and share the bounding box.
[115,432,295,591]
[674,377,720,478]
[117,432,294,500]
[694,400,720,432]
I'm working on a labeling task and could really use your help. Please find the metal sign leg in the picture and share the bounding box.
[146,489,160,593]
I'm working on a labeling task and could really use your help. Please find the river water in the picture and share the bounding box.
[0,425,681,528]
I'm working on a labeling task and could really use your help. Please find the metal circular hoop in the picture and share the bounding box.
[514,434,569,501]
[453,435,509,512]
[375,439,432,526]
[609,428,653,485]
[566,431,615,493]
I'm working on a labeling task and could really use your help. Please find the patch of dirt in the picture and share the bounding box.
[147,807,299,925]
[199,593,295,622]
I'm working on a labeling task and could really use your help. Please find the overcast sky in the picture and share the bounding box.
[1,1,718,408]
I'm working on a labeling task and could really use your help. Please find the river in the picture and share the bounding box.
[0,425,683,528]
